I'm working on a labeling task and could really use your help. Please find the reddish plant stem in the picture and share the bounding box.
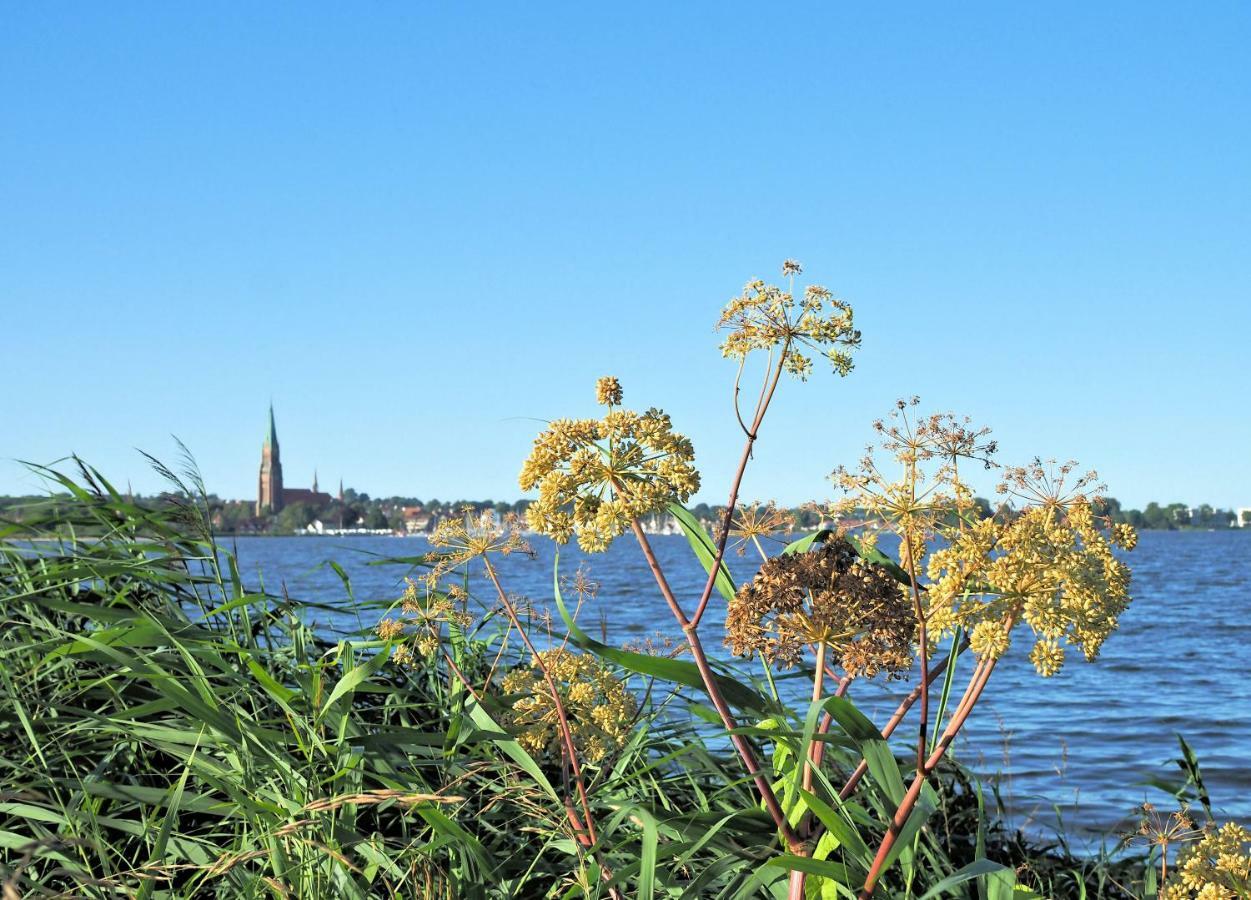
[689,340,790,630]
[630,520,804,854]
[904,552,929,773]
[801,643,829,796]
[790,674,854,900]
[809,674,853,783]
[857,648,1002,899]
[836,638,969,800]
[483,562,600,847]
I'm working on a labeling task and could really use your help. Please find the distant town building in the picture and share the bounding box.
[400,506,431,534]
[256,404,334,515]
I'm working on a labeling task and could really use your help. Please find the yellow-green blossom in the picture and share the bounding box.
[518,380,700,552]
[717,260,861,379]
[500,648,637,764]
[925,497,1135,677]
[1166,821,1251,898]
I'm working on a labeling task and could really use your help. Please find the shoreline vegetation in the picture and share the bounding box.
[2,491,1246,538]
[4,261,1247,898]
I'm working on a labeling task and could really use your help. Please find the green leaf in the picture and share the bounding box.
[668,502,736,604]
[919,859,1017,899]
[554,552,768,711]
[783,529,911,585]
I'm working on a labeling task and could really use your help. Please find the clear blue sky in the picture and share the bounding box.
[2,3,1248,509]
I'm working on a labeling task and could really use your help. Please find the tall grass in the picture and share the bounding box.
[0,459,1161,898]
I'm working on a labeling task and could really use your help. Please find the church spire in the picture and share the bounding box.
[264,403,279,452]
[313,469,319,493]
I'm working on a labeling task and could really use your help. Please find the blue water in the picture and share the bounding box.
[222,529,1251,840]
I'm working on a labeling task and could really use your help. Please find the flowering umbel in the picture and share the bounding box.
[518,379,700,552]
[725,539,915,678]
[423,507,534,588]
[1162,821,1251,899]
[501,648,637,764]
[722,500,797,557]
[716,260,861,380]
[378,579,475,664]
[924,473,1136,677]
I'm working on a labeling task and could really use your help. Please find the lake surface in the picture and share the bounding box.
[223,529,1251,840]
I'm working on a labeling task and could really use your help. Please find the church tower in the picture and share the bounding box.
[256,404,285,515]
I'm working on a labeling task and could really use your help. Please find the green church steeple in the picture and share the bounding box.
[264,403,279,452]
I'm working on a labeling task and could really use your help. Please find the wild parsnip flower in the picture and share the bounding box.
[595,375,623,407]
[518,380,700,552]
[925,496,1135,677]
[725,539,915,678]
[424,507,534,588]
[1166,821,1251,898]
[723,500,797,556]
[831,402,998,555]
[501,648,637,764]
[716,261,861,379]
[377,578,476,663]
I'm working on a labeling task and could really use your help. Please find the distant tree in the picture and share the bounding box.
[363,508,389,530]
[1141,502,1171,530]
[275,502,316,533]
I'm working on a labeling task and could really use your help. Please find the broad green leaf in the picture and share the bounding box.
[919,859,1016,899]
[668,502,736,603]
[554,552,768,711]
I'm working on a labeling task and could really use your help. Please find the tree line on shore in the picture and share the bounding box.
[1,491,1243,535]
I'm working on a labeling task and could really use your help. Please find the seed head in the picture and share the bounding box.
[725,539,915,679]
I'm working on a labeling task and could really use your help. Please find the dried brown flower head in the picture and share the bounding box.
[725,539,915,679]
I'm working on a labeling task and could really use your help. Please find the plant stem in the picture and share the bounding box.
[482,561,599,848]
[629,519,804,853]
[857,648,1003,898]
[689,340,790,629]
[802,641,828,795]
[837,638,968,800]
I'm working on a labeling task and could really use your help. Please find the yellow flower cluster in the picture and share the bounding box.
[424,507,533,588]
[501,648,637,764]
[595,375,623,407]
[723,500,797,556]
[924,499,1135,677]
[716,260,861,380]
[377,579,475,664]
[725,539,915,678]
[1163,821,1251,899]
[518,380,700,552]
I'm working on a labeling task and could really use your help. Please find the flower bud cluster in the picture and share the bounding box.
[518,380,700,552]
[501,648,637,764]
